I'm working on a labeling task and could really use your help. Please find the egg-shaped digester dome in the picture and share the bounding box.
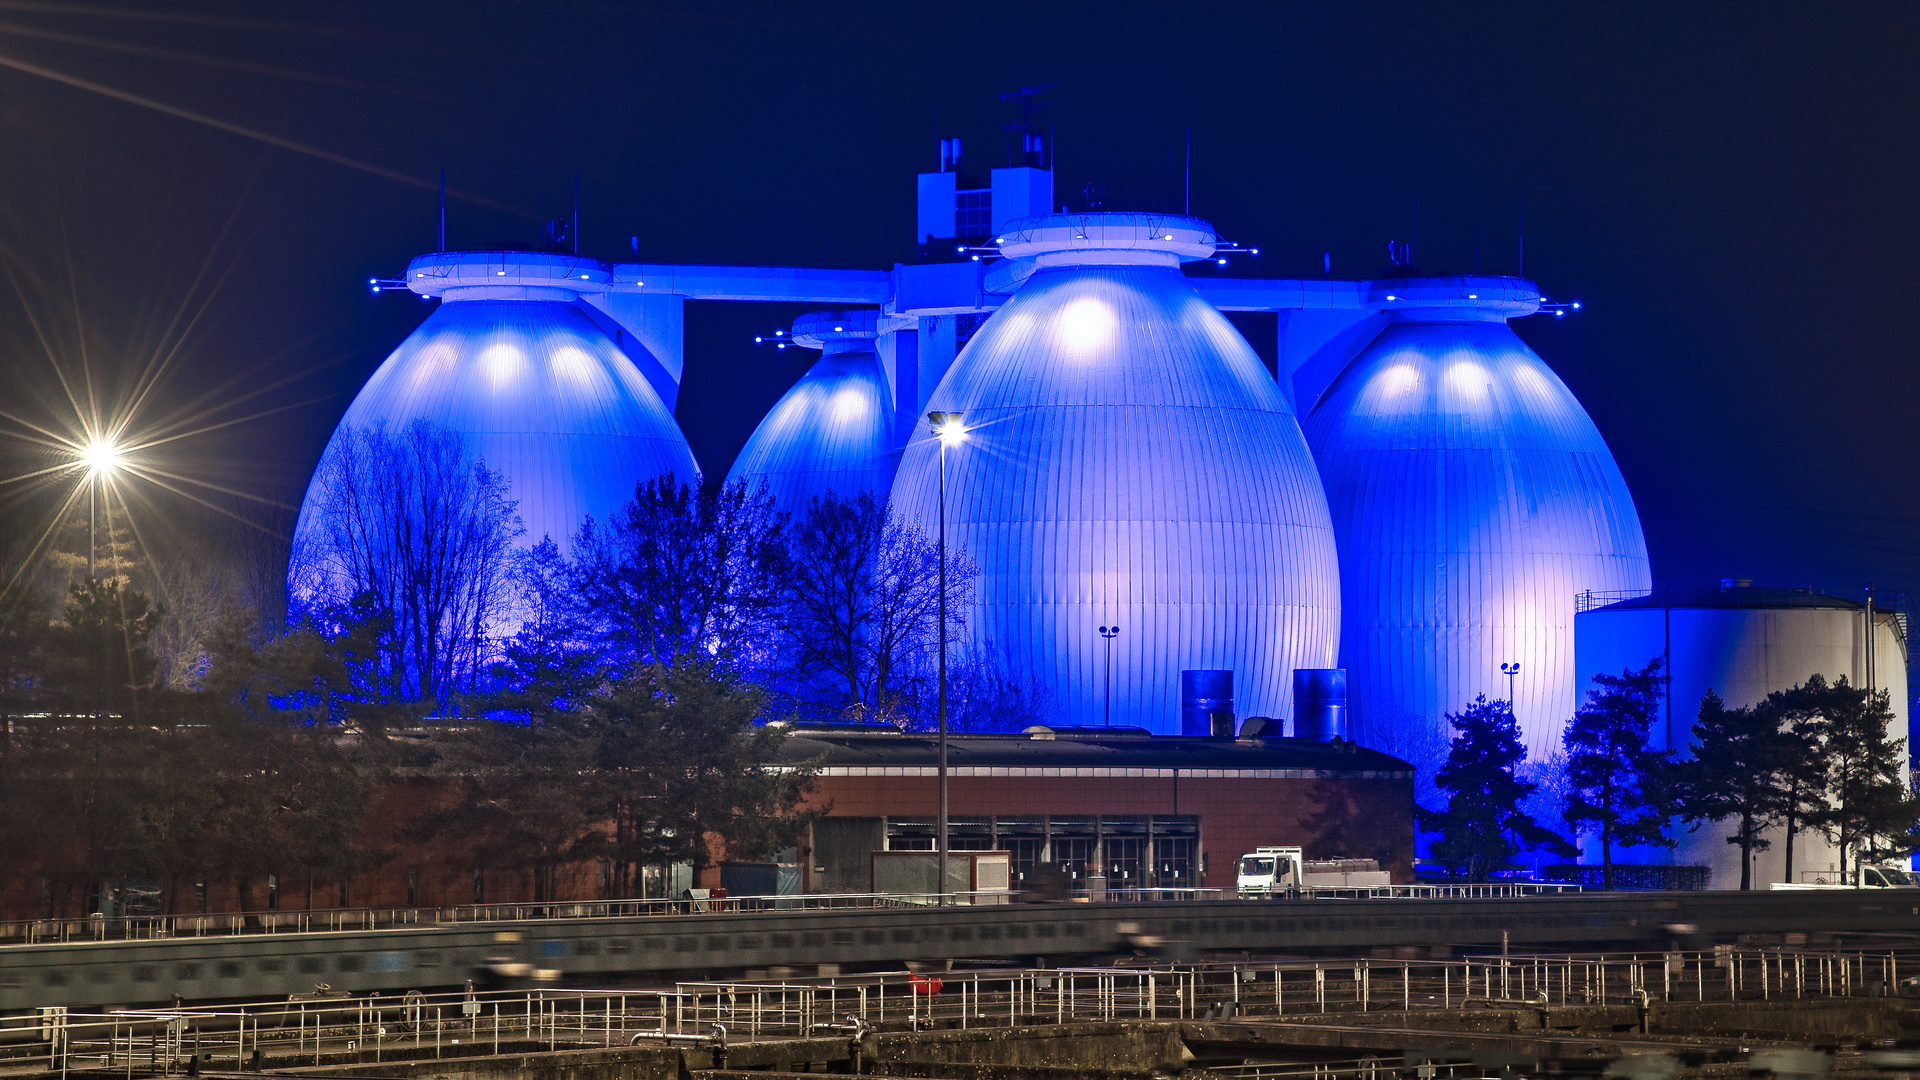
[726,310,896,512]
[889,213,1342,732]
[291,287,698,600]
[1302,277,1650,758]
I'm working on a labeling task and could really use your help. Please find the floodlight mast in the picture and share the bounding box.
[928,410,966,904]
[81,440,121,580]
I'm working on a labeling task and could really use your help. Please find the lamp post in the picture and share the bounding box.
[1500,662,1520,706]
[928,410,967,904]
[1098,625,1120,725]
[81,439,121,580]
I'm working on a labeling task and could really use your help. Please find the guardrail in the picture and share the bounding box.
[0,891,1016,947]
[0,947,1903,1075]
[1237,883,1581,900]
[2,882,1584,948]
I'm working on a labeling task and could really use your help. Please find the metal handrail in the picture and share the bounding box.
[0,947,1898,1074]
[0,891,1020,948]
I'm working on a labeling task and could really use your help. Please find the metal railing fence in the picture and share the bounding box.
[0,947,1902,1075]
[0,883,1586,947]
[0,891,1016,946]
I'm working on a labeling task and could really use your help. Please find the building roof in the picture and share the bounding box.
[1582,584,1879,613]
[769,729,1411,779]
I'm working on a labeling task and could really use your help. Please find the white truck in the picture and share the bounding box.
[1769,865,1919,891]
[1237,846,1391,897]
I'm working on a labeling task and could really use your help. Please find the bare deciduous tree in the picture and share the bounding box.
[290,420,522,711]
[569,473,785,672]
[781,491,968,726]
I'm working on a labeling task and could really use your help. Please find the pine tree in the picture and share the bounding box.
[1798,676,1916,874]
[1418,695,1567,881]
[1672,690,1802,889]
[1563,658,1674,889]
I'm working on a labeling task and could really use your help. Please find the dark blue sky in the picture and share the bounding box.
[0,1,1913,602]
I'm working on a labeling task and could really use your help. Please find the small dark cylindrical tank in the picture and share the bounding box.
[1293,668,1349,741]
[1180,670,1234,736]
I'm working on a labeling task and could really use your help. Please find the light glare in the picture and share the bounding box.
[82,440,122,475]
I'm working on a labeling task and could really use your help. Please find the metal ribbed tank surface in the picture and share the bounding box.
[1302,277,1650,758]
[291,255,697,600]
[726,310,896,512]
[889,213,1341,732]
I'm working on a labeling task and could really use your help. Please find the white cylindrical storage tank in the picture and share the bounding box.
[726,310,896,512]
[888,213,1341,731]
[291,251,698,611]
[1302,277,1651,760]
[1576,582,1910,888]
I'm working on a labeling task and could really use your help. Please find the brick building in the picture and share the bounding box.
[774,724,1415,893]
[0,724,1412,923]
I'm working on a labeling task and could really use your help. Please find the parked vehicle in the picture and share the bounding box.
[1770,865,1919,890]
[1236,846,1390,896]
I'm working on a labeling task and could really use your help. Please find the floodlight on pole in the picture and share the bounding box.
[932,412,968,447]
[78,438,123,581]
[1098,625,1120,725]
[927,410,966,905]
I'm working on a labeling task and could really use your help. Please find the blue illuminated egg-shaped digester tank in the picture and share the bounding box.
[290,252,698,607]
[889,213,1342,731]
[726,310,897,512]
[1301,277,1651,758]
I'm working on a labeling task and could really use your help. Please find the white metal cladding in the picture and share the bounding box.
[725,342,897,513]
[1576,599,1909,886]
[292,298,697,562]
[1303,317,1651,760]
[889,263,1342,733]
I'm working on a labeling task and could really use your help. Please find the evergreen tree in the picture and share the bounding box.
[1671,690,1802,889]
[1418,696,1567,881]
[44,579,163,719]
[1563,657,1674,889]
[1798,676,1916,874]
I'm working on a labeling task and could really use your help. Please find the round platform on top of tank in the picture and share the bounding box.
[1364,276,1542,321]
[994,213,1217,266]
[788,309,881,348]
[404,250,616,299]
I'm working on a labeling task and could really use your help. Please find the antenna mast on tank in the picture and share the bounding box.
[438,168,446,252]
[1866,581,1876,693]
[997,84,1057,168]
[1185,127,1191,215]
[1518,198,1525,277]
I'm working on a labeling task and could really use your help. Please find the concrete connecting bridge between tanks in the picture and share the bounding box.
[383,247,1491,423]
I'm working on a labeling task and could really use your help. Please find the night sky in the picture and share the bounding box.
[0,2,1913,603]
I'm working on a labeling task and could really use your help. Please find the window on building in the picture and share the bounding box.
[1155,836,1197,887]
[1103,837,1146,885]
[1004,837,1045,883]
[1051,837,1095,881]
[955,190,991,237]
